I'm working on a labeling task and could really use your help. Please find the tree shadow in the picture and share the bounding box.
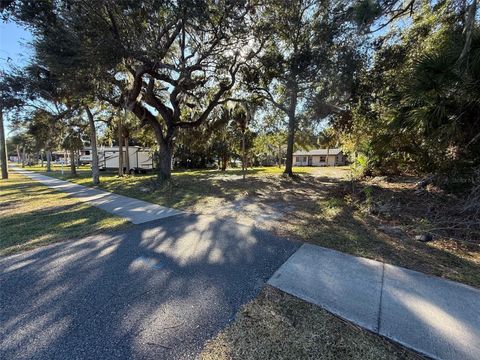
[0,214,300,359]
[0,202,127,254]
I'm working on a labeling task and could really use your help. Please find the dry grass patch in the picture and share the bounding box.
[200,287,421,360]
[282,179,480,287]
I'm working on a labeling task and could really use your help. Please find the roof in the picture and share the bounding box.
[293,148,342,156]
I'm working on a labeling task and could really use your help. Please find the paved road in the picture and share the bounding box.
[269,244,480,360]
[0,214,300,359]
[11,168,182,224]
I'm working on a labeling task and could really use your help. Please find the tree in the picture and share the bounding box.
[334,0,480,176]
[253,131,287,167]
[10,131,35,168]
[117,110,124,177]
[84,107,100,184]
[0,71,25,178]
[62,129,83,176]
[0,107,7,178]
[244,0,358,176]
[233,105,250,180]
[22,108,64,171]
[5,0,260,181]
[318,128,338,165]
[208,106,237,171]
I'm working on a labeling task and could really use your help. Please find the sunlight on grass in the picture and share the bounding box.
[22,165,351,212]
[0,172,129,256]
[57,218,89,229]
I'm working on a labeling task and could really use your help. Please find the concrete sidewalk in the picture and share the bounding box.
[268,244,480,360]
[11,168,182,224]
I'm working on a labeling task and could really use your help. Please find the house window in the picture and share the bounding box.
[296,156,300,162]
[320,155,326,162]
[303,156,307,162]
[85,151,90,155]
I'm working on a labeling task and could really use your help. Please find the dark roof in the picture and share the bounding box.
[293,148,342,156]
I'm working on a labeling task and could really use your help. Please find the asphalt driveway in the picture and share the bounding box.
[0,214,299,359]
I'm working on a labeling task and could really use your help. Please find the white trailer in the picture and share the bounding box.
[80,146,154,173]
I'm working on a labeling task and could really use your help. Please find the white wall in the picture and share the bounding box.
[293,153,345,166]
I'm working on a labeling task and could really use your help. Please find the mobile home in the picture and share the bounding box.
[80,146,154,173]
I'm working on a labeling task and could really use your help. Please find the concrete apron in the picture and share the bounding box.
[11,168,183,224]
[268,243,480,360]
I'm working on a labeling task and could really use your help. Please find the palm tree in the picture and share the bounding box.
[318,128,337,166]
[233,106,249,180]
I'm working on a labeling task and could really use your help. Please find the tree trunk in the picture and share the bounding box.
[284,86,298,177]
[458,0,477,65]
[157,141,172,181]
[46,150,52,172]
[16,145,20,164]
[124,136,130,173]
[242,132,246,180]
[21,147,26,168]
[150,121,173,181]
[70,149,77,175]
[327,147,330,166]
[284,113,296,176]
[278,144,282,168]
[0,108,8,179]
[85,107,100,185]
[221,154,228,171]
[118,112,124,176]
[41,150,44,167]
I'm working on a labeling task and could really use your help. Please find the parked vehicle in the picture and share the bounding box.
[79,146,154,173]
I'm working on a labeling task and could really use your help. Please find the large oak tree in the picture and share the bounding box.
[4,0,258,180]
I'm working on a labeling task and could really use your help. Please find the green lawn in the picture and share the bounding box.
[0,172,129,256]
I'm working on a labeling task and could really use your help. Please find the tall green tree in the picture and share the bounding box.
[4,0,259,180]
[62,128,83,175]
[337,0,480,176]
[244,0,359,176]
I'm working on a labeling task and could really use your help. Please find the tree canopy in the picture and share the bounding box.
[1,0,479,182]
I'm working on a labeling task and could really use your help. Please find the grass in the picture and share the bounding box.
[0,172,129,256]
[22,164,350,208]
[22,163,480,287]
[200,286,420,360]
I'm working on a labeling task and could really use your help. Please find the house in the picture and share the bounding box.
[293,148,346,166]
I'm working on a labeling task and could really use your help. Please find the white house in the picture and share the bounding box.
[293,148,346,166]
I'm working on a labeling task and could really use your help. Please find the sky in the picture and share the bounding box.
[0,20,33,70]
[0,20,33,136]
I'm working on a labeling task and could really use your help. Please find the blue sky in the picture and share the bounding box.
[0,20,33,135]
[0,20,33,71]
